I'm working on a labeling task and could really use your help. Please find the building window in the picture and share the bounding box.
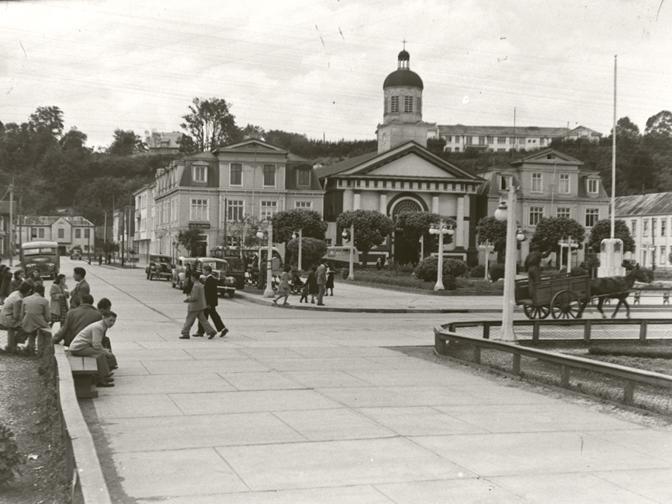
[84,229,90,239]
[531,173,543,192]
[58,228,64,239]
[38,228,45,238]
[499,175,508,191]
[163,200,169,224]
[478,136,485,146]
[585,208,600,227]
[296,168,311,187]
[643,219,649,237]
[263,165,275,186]
[227,200,244,222]
[559,173,570,194]
[416,96,422,114]
[295,201,312,209]
[497,136,505,144]
[190,199,209,221]
[652,217,657,237]
[75,229,81,239]
[660,246,667,265]
[192,165,207,183]
[587,178,599,194]
[557,207,571,219]
[170,198,177,222]
[631,219,637,235]
[390,96,399,113]
[404,96,413,112]
[529,207,544,226]
[230,163,242,185]
[260,200,277,220]
[384,97,388,114]
[466,136,473,145]
[661,218,667,237]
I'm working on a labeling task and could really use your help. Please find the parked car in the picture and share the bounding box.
[172,256,197,289]
[193,257,237,297]
[70,247,83,260]
[145,254,173,281]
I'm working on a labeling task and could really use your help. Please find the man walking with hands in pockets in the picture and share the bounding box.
[179,271,217,340]
[194,265,229,339]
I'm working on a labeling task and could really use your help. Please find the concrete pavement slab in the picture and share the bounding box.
[358,406,488,436]
[103,412,305,452]
[589,428,672,460]
[281,370,373,388]
[273,408,395,441]
[100,373,236,395]
[595,469,672,503]
[93,392,185,418]
[142,358,269,374]
[113,447,248,498]
[375,478,528,503]
[216,437,474,491]
[315,386,479,408]
[136,485,395,504]
[108,348,193,361]
[348,369,487,387]
[169,389,341,415]
[490,473,658,504]
[413,431,670,477]
[219,371,305,391]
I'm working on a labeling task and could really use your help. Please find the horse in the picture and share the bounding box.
[584,263,652,319]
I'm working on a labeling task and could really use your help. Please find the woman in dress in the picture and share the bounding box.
[272,265,291,306]
[50,273,69,326]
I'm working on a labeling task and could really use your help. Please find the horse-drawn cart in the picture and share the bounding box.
[515,274,591,320]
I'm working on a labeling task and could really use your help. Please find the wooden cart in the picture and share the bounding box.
[515,273,591,319]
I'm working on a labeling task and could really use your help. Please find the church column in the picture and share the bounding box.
[343,189,354,211]
[431,195,439,214]
[379,193,388,214]
[353,192,361,210]
[456,195,465,248]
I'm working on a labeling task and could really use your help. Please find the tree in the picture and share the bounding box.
[60,128,88,151]
[612,116,641,146]
[272,209,327,243]
[108,129,146,156]
[286,236,327,268]
[530,217,585,262]
[644,110,672,137]
[587,219,635,254]
[240,123,265,140]
[29,105,64,137]
[394,211,446,265]
[181,97,241,151]
[177,228,203,257]
[476,217,507,260]
[336,210,394,265]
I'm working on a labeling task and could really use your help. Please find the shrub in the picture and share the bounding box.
[444,274,457,290]
[469,264,485,278]
[490,263,505,281]
[0,423,23,486]
[413,257,469,281]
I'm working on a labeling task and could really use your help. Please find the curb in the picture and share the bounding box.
[235,291,497,314]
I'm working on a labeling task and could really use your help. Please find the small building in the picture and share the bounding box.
[616,192,672,270]
[133,183,156,263]
[566,125,602,143]
[17,215,96,255]
[145,130,183,153]
[437,125,570,153]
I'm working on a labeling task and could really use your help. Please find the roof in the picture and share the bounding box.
[383,68,424,89]
[314,151,380,179]
[615,192,672,217]
[22,215,95,226]
[510,148,584,167]
[438,124,569,138]
[214,138,287,155]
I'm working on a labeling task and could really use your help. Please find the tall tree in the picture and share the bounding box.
[181,97,241,151]
[530,217,585,261]
[394,211,445,265]
[476,217,507,260]
[240,124,265,140]
[272,209,327,243]
[587,219,635,254]
[336,210,394,265]
[29,105,64,137]
[612,116,640,143]
[108,129,146,156]
[644,110,672,137]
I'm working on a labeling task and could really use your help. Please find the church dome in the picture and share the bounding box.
[383,49,423,90]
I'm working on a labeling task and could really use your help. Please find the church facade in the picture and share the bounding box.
[317,49,483,262]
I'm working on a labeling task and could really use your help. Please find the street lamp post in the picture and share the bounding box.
[429,221,455,291]
[494,177,517,341]
[478,241,495,281]
[342,224,355,281]
[256,220,274,298]
[292,229,303,272]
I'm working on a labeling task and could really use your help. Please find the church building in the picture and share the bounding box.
[317,49,483,262]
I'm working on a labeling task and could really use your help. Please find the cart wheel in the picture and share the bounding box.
[551,290,581,319]
[523,304,550,319]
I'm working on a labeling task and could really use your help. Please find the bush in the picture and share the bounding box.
[0,423,23,486]
[444,274,457,290]
[469,264,485,278]
[413,257,469,282]
[490,263,505,281]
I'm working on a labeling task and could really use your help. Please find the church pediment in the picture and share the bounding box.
[215,139,287,155]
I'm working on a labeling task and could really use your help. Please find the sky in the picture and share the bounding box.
[1,0,671,149]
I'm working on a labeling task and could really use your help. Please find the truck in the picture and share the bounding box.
[20,241,60,279]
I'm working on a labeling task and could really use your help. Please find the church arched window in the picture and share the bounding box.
[404,96,413,112]
[391,96,399,113]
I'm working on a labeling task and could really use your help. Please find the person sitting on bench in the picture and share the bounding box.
[52,294,101,347]
[1,282,32,353]
[68,311,118,388]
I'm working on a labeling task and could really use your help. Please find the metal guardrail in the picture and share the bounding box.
[434,322,672,408]
[446,318,672,343]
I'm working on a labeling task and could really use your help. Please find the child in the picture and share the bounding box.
[299,280,309,303]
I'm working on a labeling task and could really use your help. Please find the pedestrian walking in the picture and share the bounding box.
[179,271,216,340]
[70,267,91,309]
[316,262,327,306]
[194,265,229,339]
[182,263,194,294]
[49,273,69,326]
[69,311,118,388]
[307,265,318,303]
[273,265,291,306]
[326,265,335,296]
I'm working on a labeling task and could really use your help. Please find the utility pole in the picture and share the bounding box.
[8,182,14,266]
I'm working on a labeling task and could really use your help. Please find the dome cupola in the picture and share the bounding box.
[383,49,423,90]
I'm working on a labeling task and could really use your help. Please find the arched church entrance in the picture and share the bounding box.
[390,196,425,265]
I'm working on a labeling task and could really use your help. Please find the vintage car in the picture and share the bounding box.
[193,257,237,297]
[21,241,60,279]
[145,254,173,281]
[172,256,197,290]
[70,247,83,260]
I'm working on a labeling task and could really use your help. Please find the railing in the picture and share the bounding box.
[434,323,672,411]
[446,318,672,343]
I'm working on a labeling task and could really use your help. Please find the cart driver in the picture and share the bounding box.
[524,245,543,299]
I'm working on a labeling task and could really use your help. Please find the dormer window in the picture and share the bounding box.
[297,167,311,187]
[587,178,599,194]
[263,165,276,187]
[192,165,207,184]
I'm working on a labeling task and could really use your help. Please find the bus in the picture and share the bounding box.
[20,241,60,279]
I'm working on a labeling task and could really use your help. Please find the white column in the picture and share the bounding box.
[353,192,361,210]
[379,193,388,214]
[431,195,439,214]
[343,189,354,211]
[456,196,465,248]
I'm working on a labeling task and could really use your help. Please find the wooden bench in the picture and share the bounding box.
[65,352,99,399]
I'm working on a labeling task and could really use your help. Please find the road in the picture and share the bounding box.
[61,258,672,504]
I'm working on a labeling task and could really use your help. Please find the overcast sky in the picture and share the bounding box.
[1,0,671,148]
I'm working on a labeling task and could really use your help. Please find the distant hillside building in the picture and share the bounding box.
[17,215,96,255]
[616,192,672,270]
[436,124,601,153]
[145,130,183,153]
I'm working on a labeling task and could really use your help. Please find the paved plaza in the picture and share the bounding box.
[62,259,672,503]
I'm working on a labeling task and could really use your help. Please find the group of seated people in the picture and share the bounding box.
[1,267,118,388]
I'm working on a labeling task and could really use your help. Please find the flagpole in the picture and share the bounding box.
[610,54,617,239]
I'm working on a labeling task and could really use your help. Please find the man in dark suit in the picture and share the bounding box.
[53,294,102,346]
[194,265,228,339]
[70,267,91,309]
